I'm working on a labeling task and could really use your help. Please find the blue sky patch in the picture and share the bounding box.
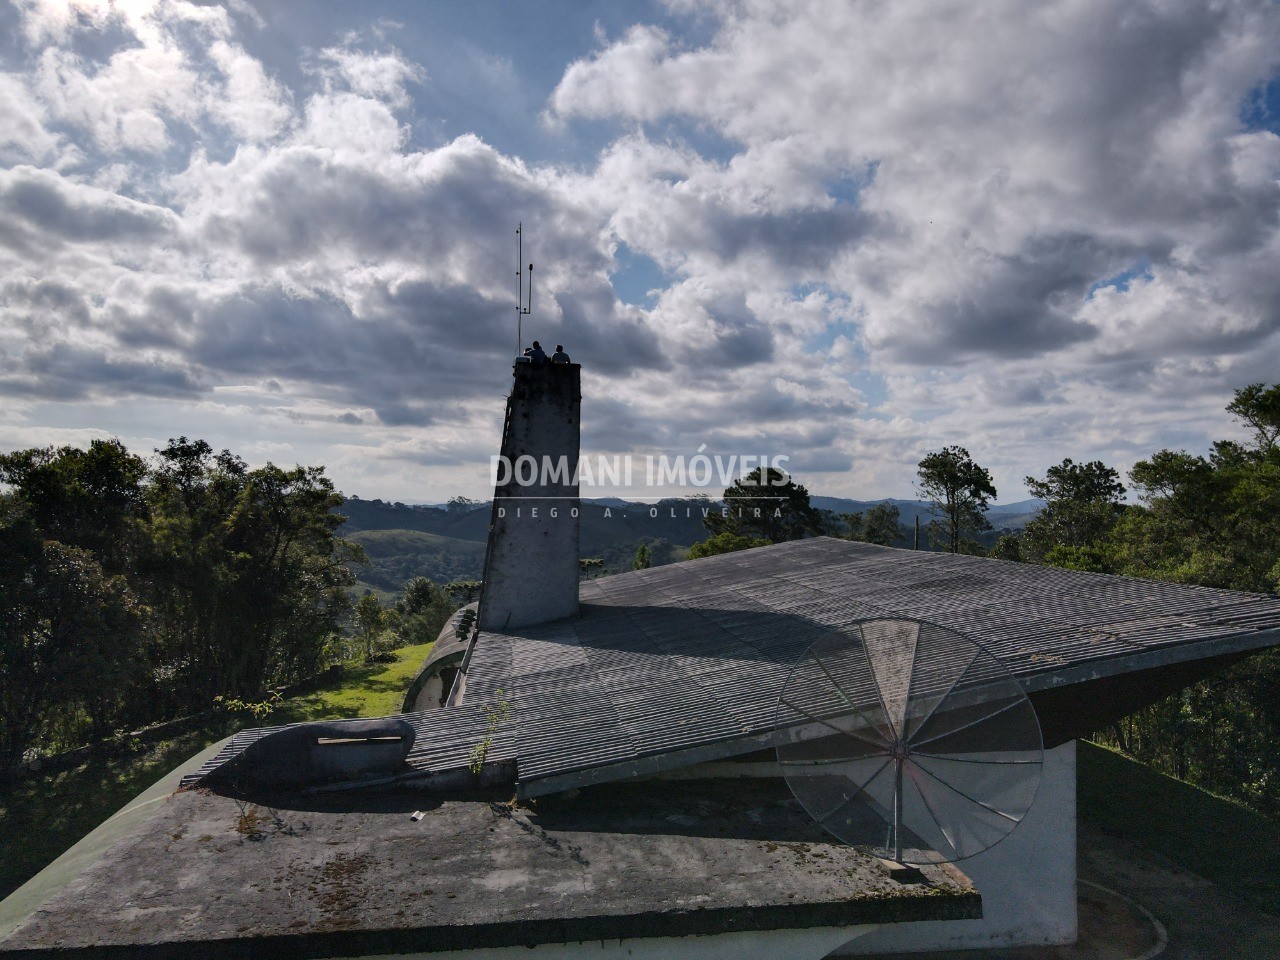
[793,283,857,355]
[1087,259,1152,299]
[610,244,669,306]
[844,369,888,410]
[1241,75,1280,134]
[824,162,878,206]
[803,318,859,355]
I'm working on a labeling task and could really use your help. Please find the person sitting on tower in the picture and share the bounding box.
[551,344,570,363]
[528,340,548,364]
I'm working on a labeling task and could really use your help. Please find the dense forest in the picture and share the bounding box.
[0,438,465,787]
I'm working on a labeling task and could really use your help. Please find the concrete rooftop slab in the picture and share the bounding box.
[0,779,977,959]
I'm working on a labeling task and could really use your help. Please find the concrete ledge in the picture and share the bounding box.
[0,780,978,959]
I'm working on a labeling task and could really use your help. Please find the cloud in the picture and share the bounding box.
[0,72,62,163]
[554,3,1280,367]
[0,164,176,244]
[33,36,201,154]
[4,0,1280,502]
[315,46,423,109]
[543,0,1280,494]
[206,40,291,141]
[20,1,283,156]
[0,340,202,400]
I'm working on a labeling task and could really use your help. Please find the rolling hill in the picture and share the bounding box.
[336,494,1044,599]
[347,529,488,597]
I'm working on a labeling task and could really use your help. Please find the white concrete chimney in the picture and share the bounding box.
[477,361,581,631]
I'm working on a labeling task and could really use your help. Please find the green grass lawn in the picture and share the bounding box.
[1078,739,1280,916]
[0,641,434,899]
[272,641,435,723]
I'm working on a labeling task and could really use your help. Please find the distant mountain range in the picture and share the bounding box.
[340,494,1044,599]
[340,496,711,597]
[382,495,1046,525]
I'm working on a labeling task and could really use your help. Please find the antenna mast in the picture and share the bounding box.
[515,223,533,357]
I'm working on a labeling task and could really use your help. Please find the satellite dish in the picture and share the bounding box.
[774,618,1042,864]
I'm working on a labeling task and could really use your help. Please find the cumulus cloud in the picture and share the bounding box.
[0,72,63,163]
[2,0,1279,501]
[206,40,291,141]
[32,32,202,153]
[0,3,674,494]
[315,46,423,108]
[0,164,176,243]
[547,0,1280,495]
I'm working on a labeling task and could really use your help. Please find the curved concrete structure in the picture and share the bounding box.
[402,604,477,713]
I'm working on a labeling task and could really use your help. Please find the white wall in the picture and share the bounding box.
[834,740,1078,955]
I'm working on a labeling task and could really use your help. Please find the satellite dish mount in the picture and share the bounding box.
[515,223,533,358]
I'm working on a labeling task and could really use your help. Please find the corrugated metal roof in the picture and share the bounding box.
[473,539,1280,797]
[185,538,1280,797]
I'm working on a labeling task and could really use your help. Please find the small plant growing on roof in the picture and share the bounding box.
[468,689,511,775]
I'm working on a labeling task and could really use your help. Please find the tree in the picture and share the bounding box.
[355,593,384,661]
[144,440,359,704]
[1109,439,1276,593]
[840,512,865,541]
[1020,458,1126,568]
[395,577,456,646]
[1226,382,1280,455]
[0,440,154,740]
[0,498,143,783]
[225,462,360,686]
[704,467,823,543]
[0,436,363,761]
[1089,383,1280,818]
[990,534,1022,562]
[687,531,771,559]
[1026,457,1126,506]
[399,576,438,615]
[916,446,997,554]
[633,544,652,570]
[863,502,901,546]
[842,502,901,546]
[0,439,147,574]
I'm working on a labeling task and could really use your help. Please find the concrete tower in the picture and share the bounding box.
[478,361,581,631]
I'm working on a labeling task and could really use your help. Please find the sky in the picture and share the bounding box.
[1,0,1279,503]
